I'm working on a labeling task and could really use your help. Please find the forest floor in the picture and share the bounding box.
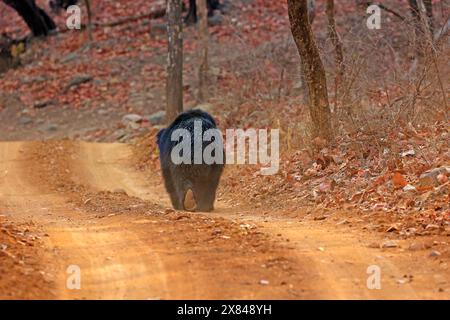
[0,0,449,299]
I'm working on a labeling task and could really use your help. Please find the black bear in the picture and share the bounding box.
[184,0,222,24]
[49,0,78,13]
[157,109,224,212]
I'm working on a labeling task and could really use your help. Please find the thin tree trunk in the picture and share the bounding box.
[409,0,433,57]
[417,0,433,40]
[409,0,422,43]
[84,0,93,42]
[166,0,184,123]
[197,0,209,103]
[423,0,433,34]
[287,0,332,142]
[326,0,344,110]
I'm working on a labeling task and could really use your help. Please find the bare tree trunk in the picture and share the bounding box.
[291,0,315,104]
[166,0,184,123]
[197,0,209,103]
[84,0,93,43]
[326,0,344,111]
[287,0,332,142]
[409,0,422,43]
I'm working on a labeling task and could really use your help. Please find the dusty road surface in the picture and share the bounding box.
[0,141,448,299]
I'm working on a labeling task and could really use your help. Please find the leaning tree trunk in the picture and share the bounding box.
[295,0,316,106]
[166,0,184,123]
[287,0,332,142]
[197,0,209,103]
[3,0,56,37]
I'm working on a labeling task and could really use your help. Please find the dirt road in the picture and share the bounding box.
[0,141,448,299]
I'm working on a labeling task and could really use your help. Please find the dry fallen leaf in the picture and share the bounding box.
[393,172,408,188]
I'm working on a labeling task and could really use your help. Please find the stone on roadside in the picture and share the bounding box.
[41,124,58,132]
[382,240,398,248]
[122,114,143,125]
[19,116,32,125]
[400,149,415,157]
[403,184,416,192]
[429,250,441,257]
[418,167,450,187]
[126,121,140,130]
[145,110,166,125]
